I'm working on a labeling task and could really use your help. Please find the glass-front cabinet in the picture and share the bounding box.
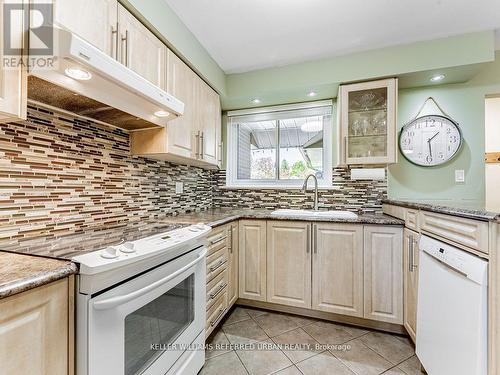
[338,78,398,165]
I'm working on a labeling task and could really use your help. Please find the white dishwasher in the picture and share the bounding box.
[416,235,488,375]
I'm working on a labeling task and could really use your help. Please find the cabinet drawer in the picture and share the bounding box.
[383,204,406,220]
[207,247,228,282]
[405,209,419,231]
[207,226,229,255]
[206,270,228,311]
[206,290,228,337]
[420,211,489,253]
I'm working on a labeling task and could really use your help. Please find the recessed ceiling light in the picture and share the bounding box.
[307,91,317,97]
[154,110,170,118]
[251,98,261,104]
[65,67,92,81]
[430,74,445,82]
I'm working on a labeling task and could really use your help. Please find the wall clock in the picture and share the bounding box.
[399,99,463,167]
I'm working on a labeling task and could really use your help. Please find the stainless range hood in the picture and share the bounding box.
[28,28,184,130]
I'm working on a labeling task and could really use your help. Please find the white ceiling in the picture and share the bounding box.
[165,0,500,74]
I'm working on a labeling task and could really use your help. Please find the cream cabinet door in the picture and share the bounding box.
[339,78,398,165]
[239,220,267,301]
[118,4,166,89]
[165,49,197,158]
[228,221,239,306]
[364,226,403,324]
[267,221,311,308]
[53,0,118,57]
[312,223,364,317]
[197,79,221,166]
[404,228,419,342]
[0,279,70,375]
[0,0,27,122]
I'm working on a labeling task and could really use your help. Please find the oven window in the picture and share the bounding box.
[124,274,195,375]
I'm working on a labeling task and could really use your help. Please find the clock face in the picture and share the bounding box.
[399,115,462,166]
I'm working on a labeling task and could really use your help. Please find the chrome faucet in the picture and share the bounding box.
[302,174,319,211]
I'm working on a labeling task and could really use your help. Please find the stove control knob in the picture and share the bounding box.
[101,247,119,259]
[121,242,135,253]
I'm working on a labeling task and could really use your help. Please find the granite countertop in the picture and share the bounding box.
[163,208,405,227]
[0,252,77,299]
[383,199,500,222]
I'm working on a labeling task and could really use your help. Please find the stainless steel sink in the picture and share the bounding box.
[271,209,358,219]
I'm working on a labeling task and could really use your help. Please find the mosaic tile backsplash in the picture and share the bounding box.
[213,169,387,214]
[0,105,387,241]
[0,105,213,240]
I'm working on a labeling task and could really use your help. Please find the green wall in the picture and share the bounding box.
[388,52,500,205]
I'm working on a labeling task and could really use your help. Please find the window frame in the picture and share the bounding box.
[226,100,333,189]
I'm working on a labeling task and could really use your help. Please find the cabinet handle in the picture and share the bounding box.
[209,259,226,273]
[194,132,200,158]
[228,229,232,253]
[121,30,129,66]
[209,283,227,299]
[409,234,414,272]
[210,308,226,327]
[210,235,227,246]
[111,23,119,60]
[200,132,204,159]
[313,224,317,254]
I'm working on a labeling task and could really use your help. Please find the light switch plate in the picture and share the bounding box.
[455,170,465,183]
[175,182,184,193]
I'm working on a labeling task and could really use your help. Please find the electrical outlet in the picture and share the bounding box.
[175,182,184,194]
[455,170,465,183]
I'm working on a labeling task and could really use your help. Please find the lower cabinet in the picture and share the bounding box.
[363,226,404,324]
[0,277,73,375]
[312,223,364,317]
[205,222,240,337]
[238,220,404,326]
[403,228,420,342]
[267,221,311,309]
[238,220,267,301]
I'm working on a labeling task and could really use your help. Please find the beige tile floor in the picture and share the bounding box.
[200,306,423,375]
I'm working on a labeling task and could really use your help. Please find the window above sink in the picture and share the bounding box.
[226,100,333,189]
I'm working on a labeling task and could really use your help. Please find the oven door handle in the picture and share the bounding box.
[92,248,207,311]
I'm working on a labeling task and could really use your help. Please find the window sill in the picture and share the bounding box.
[222,184,335,190]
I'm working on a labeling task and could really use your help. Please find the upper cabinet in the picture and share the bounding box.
[130,49,222,169]
[338,78,398,165]
[0,0,27,122]
[53,0,166,89]
[117,4,166,89]
[53,0,118,57]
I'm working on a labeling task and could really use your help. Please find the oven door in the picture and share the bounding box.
[87,246,206,375]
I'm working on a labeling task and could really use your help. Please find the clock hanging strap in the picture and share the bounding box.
[411,96,454,121]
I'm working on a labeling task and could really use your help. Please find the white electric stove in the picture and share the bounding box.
[73,223,211,375]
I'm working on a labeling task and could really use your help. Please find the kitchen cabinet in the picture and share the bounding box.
[363,225,403,324]
[130,49,222,169]
[53,1,166,89]
[267,221,311,308]
[239,220,267,302]
[0,0,27,122]
[53,0,118,58]
[227,221,239,306]
[312,223,364,317]
[338,78,398,165]
[0,277,73,375]
[197,79,222,166]
[403,228,419,343]
[117,4,166,89]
